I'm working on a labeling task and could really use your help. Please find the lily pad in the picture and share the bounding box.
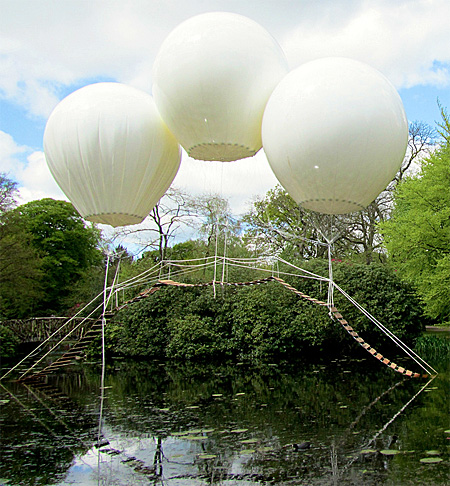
[360,449,378,454]
[186,405,200,409]
[0,400,10,405]
[212,394,223,397]
[198,454,217,459]
[420,457,443,463]
[231,428,248,434]
[241,438,258,444]
[444,430,450,434]
[240,449,256,455]
[235,393,246,396]
[380,450,401,455]
[201,428,215,434]
[425,450,441,455]
[258,446,274,452]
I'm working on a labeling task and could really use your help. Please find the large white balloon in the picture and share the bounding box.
[44,83,181,227]
[152,12,289,162]
[262,57,408,214]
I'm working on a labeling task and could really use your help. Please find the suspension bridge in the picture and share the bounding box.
[0,255,437,383]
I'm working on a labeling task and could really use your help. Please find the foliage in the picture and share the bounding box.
[12,199,103,316]
[0,173,19,214]
[380,115,450,324]
[414,334,450,365]
[0,324,21,359]
[0,175,43,318]
[94,260,426,362]
[166,314,229,360]
[294,259,426,346]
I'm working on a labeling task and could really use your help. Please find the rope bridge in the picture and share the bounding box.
[1,255,436,382]
[113,275,430,379]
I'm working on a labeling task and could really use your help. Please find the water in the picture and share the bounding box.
[0,352,449,486]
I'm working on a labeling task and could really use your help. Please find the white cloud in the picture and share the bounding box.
[0,0,190,117]
[2,0,450,120]
[0,130,65,203]
[0,130,27,174]
[16,151,66,204]
[280,0,450,88]
[1,0,449,222]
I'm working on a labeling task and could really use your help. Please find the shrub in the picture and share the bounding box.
[166,314,230,360]
[0,324,21,359]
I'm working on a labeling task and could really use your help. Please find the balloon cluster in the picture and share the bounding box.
[44,12,408,227]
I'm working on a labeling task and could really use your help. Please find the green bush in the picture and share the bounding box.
[0,324,21,359]
[285,260,426,348]
[166,314,230,360]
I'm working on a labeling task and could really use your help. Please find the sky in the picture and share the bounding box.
[1,0,450,245]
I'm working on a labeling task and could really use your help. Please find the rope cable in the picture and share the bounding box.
[332,282,437,376]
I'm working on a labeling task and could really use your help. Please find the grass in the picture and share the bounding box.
[414,334,450,362]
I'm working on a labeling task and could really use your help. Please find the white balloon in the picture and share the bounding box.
[262,57,408,214]
[152,12,289,162]
[44,83,181,227]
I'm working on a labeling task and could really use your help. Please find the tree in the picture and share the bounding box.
[243,186,325,258]
[192,193,242,258]
[341,120,437,264]
[112,187,196,261]
[0,175,43,318]
[12,199,103,315]
[0,173,19,214]
[380,111,450,323]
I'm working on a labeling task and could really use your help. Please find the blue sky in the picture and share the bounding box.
[1,0,449,222]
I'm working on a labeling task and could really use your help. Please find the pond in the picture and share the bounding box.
[0,347,449,485]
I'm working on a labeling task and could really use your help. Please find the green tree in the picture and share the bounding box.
[13,199,103,315]
[0,175,43,318]
[380,112,450,323]
[0,173,19,213]
[193,193,242,258]
[112,187,195,261]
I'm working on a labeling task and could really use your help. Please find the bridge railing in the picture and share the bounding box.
[1,317,97,343]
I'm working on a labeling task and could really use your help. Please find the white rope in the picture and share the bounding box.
[327,242,335,312]
[340,374,436,477]
[221,225,228,285]
[213,223,219,298]
[332,281,437,376]
[7,253,437,382]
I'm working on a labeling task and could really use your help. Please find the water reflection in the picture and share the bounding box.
[0,355,448,485]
